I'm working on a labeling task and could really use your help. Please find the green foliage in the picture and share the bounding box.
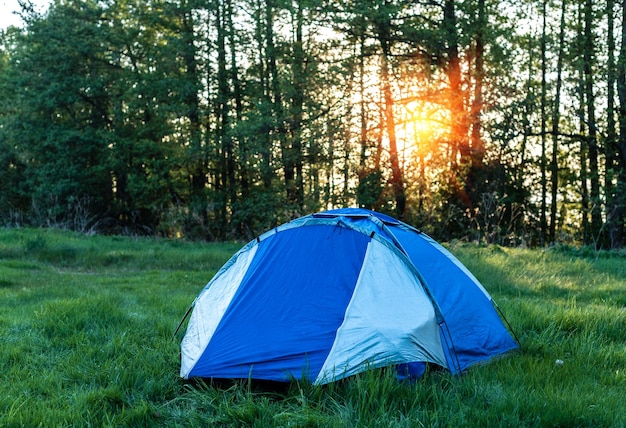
[356,170,386,210]
[1,0,625,244]
[1,229,625,426]
[0,0,192,234]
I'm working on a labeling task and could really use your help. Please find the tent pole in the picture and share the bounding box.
[493,301,521,347]
[172,301,195,340]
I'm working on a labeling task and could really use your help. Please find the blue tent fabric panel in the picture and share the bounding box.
[390,227,518,370]
[395,362,427,381]
[188,224,370,381]
[180,243,259,378]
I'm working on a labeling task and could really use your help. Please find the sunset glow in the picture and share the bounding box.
[399,99,451,161]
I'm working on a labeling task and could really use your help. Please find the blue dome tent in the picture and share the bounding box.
[179,208,518,384]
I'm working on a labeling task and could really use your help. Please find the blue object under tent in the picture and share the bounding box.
[180,208,518,384]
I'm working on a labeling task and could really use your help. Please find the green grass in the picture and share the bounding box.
[1,229,625,427]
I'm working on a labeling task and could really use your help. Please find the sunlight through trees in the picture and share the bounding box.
[1,0,625,247]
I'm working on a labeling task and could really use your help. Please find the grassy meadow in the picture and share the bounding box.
[1,228,625,427]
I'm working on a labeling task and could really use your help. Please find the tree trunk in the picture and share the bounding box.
[606,0,618,246]
[517,31,534,238]
[376,7,406,218]
[583,0,603,244]
[265,0,292,207]
[616,0,626,245]
[255,0,273,190]
[540,0,548,245]
[359,30,368,170]
[289,1,305,209]
[577,2,590,244]
[216,0,234,231]
[549,0,566,244]
[444,0,472,210]
[227,0,247,200]
[470,0,485,167]
[183,2,208,232]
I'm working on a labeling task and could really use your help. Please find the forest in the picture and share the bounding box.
[1,0,625,247]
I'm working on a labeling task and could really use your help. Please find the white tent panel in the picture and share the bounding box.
[315,239,447,384]
[180,244,258,378]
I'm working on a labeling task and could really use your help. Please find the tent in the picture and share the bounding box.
[179,208,518,384]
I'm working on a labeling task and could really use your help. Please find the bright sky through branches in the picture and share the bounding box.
[0,0,48,29]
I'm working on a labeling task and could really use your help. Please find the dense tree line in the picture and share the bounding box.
[1,0,626,247]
